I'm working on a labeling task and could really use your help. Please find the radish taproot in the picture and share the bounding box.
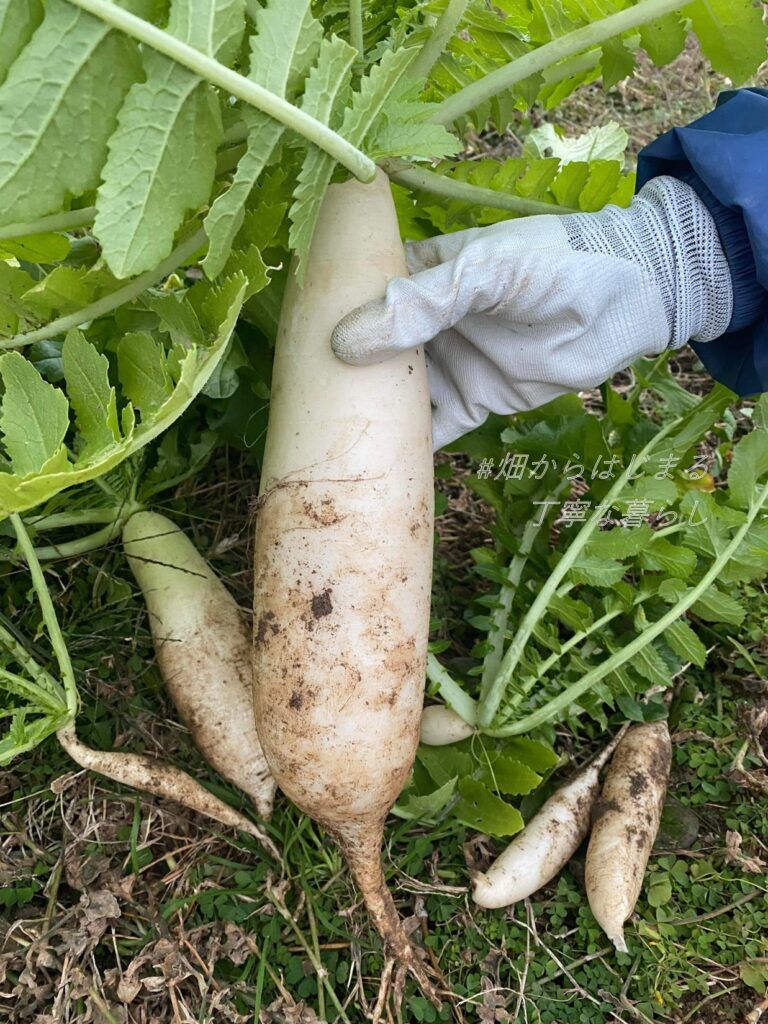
[123,511,276,819]
[251,171,435,982]
[57,724,279,858]
[472,726,628,909]
[585,720,672,952]
[420,704,474,745]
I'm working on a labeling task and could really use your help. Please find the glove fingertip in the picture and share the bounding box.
[331,299,398,365]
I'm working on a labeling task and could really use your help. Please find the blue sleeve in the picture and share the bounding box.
[637,88,768,397]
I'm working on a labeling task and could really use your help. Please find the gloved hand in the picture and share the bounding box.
[331,176,734,450]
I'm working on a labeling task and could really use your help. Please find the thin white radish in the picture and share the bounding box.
[251,171,435,987]
[420,705,474,746]
[57,724,279,859]
[472,726,628,909]
[123,511,276,820]
[585,720,672,952]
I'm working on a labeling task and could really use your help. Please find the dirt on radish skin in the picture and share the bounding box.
[57,725,279,859]
[123,511,276,820]
[585,720,672,952]
[472,727,627,909]
[251,172,436,989]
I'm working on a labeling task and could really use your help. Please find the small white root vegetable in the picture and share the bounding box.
[585,720,672,952]
[57,724,279,859]
[252,171,438,998]
[420,705,474,746]
[472,727,628,910]
[123,511,276,820]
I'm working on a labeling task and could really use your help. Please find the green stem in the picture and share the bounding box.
[0,622,67,708]
[427,652,477,725]
[0,207,96,241]
[478,418,677,727]
[381,159,576,215]
[488,480,768,737]
[1,227,206,350]
[349,0,363,55]
[28,507,132,531]
[409,0,470,80]
[64,0,375,183]
[431,0,691,125]
[10,515,78,718]
[33,512,136,562]
[0,667,66,713]
[480,512,545,696]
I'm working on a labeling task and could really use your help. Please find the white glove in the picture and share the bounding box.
[331,176,733,450]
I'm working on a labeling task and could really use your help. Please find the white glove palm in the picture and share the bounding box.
[331,176,733,450]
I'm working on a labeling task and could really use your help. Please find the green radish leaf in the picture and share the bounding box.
[96,0,246,278]
[631,642,672,686]
[203,0,321,278]
[663,620,707,668]
[62,329,121,454]
[0,351,69,476]
[549,593,594,631]
[395,778,457,822]
[639,12,687,66]
[638,538,697,579]
[454,778,524,838]
[728,428,768,510]
[0,0,142,227]
[288,34,357,279]
[686,0,767,83]
[690,587,745,627]
[500,738,559,774]
[117,332,174,417]
[0,0,43,84]
[0,277,246,515]
[0,232,71,263]
[21,267,95,319]
[600,38,635,90]
[481,755,542,796]
[569,555,626,587]
[524,122,628,163]
[586,523,653,559]
[416,744,473,788]
[144,292,206,346]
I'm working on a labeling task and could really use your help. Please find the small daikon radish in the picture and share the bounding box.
[472,727,627,909]
[585,720,672,952]
[123,511,276,819]
[57,724,279,859]
[420,705,474,745]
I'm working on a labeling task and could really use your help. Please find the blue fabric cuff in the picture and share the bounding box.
[673,169,764,333]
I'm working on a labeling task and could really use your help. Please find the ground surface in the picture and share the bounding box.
[2,43,768,1024]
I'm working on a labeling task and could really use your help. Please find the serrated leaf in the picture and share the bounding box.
[631,641,672,686]
[0,0,142,227]
[366,119,461,161]
[501,737,559,773]
[62,329,120,454]
[639,12,686,66]
[144,291,205,345]
[0,232,71,263]
[638,538,697,579]
[416,744,473,788]
[601,37,635,89]
[687,0,767,83]
[0,352,69,475]
[481,755,542,796]
[454,777,524,838]
[395,777,457,822]
[117,332,173,417]
[0,282,246,515]
[21,266,94,319]
[203,0,320,278]
[569,555,626,587]
[586,523,653,559]
[96,58,222,278]
[578,160,621,212]
[690,586,745,627]
[728,428,768,510]
[663,619,707,668]
[524,122,628,163]
[549,592,593,631]
[288,35,357,277]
